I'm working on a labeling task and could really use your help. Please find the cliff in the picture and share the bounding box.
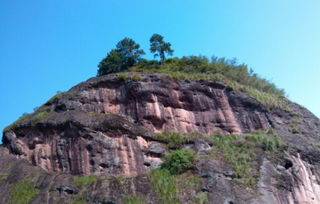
[1,73,320,204]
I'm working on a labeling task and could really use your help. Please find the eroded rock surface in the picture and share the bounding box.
[56,74,271,134]
[1,73,320,204]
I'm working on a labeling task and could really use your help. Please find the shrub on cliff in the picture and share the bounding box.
[162,149,195,174]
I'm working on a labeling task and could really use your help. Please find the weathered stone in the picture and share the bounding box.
[1,73,320,204]
[193,138,211,155]
[145,142,166,156]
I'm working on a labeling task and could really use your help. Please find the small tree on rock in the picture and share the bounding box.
[150,34,174,63]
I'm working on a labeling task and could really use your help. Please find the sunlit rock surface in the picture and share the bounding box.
[1,73,320,204]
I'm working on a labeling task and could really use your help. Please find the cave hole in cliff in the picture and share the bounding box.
[90,159,95,165]
[143,162,151,167]
[284,159,293,169]
[99,163,108,168]
[54,104,67,112]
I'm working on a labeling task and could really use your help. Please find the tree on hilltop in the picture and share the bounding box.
[97,49,124,76]
[97,37,145,76]
[150,34,174,63]
[116,37,145,67]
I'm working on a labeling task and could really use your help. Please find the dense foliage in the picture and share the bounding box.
[98,38,144,75]
[162,149,195,174]
[97,49,124,75]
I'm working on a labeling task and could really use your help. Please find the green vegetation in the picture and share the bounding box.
[98,38,145,76]
[149,169,204,203]
[9,178,40,204]
[290,120,301,134]
[131,74,141,81]
[117,72,130,80]
[73,175,98,187]
[97,35,288,111]
[71,193,86,204]
[149,169,179,204]
[123,195,146,204]
[150,33,174,62]
[71,192,87,204]
[116,73,141,81]
[31,110,50,124]
[47,91,66,103]
[162,149,195,174]
[130,56,288,111]
[175,173,204,203]
[4,113,31,131]
[156,130,282,187]
[242,86,290,111]
[4,106,51,131]
[131,56,284,95]
[210,129,282,187]
[86,112,106,120]
[0,174,7,183]
[194,192,209,204]
[98,49,126,76]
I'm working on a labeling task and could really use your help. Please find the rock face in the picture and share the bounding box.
[65,74,271,134]
[2,112,160,176]
[1,73,320,204]
[257,155,320,204]
[2,74,273,176]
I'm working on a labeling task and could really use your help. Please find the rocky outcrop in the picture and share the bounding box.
[2,112,163,176]
[256,154,320,204]
[54,73,271,135]
[2,73,274,176]
[1,73,320,204]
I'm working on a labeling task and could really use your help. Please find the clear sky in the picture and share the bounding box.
[1,0,320,140]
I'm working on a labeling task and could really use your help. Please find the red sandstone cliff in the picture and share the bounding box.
[1,73,320,204]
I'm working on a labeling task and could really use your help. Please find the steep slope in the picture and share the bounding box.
[1,73,320,204]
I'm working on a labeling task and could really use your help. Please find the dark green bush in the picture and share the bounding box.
[162,149,195,174]
[98,49,125,75]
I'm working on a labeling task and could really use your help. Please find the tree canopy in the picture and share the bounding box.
[97,37,144,76]
[116,37,145,67]
[97,49,124,76]
[149,34,174,62]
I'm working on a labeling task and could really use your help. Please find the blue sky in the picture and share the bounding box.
[1,0,319,140]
